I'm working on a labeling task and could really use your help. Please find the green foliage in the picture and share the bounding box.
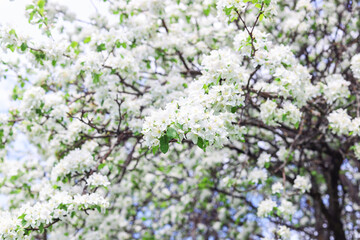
[159,135,169,153]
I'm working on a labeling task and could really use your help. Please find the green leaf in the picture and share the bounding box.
[10,189,21,194]
[152,145,159,155]
[203,6,211,16]
[98,163,106,170]
[10,175,20,184]
[231,106,238,113]
[216,75,221,85]
[264,162,271,168]
[203,84,209,94]
[159,135,169,153]
[8,29,17,37]
[95,205,102,213]
[224,6,234,16]
[116,41,127,48]
[259,13,264,21]
[22,219,27,226]
[37,0,45,9]
[29,11,35,22]
[0,129,4,142]
[26,5,34,10]
[92,72,102,84]
[7,44,15,52]
[120,13,128,24]
[96,43,106,52]
[197,137,205,150]
[166,127,178,140]
[282,112,289,121]
[39,223,44,233]
[281,62,291,68]
[70,41,78,48]
[83,36,91,44]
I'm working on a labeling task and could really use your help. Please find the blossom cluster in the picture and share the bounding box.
[51,148,96,182]
[0,192,108,239]
[328,109,360,136]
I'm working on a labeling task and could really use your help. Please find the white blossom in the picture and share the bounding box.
[257,198,277,217]
[351,54,360,79]
[328,109,352,135]
[294,175,311,193]
[272,182,284,194]
[87,173,110,187]
[277,225,291,239]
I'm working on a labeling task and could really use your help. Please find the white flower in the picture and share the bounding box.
[296,0,313,10]
[328,109,352,135]
[278,199,296,217]
[216,0,247,21]
[19,86,45,117]
[272,182,284,194]
[87,173,110,187]
[51,148,95,182]
[323,74,350,104]
[248,169,268,184]
[260,100,277,125]
[234,29,270,59]
[277,101,302,126]
[276,147,289,162]
[257,198,277,217]
[351,117,360,136]
[277,225,291,239]
[257,152,271,168]
[294,175,311,193]
[353,143,360,160]
[201,49,248,84]
[351,54,360,79]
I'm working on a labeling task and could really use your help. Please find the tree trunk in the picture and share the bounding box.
[325,154,346,240]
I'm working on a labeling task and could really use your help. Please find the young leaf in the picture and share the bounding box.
[159,136,169,153]
[166,127,178,140]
